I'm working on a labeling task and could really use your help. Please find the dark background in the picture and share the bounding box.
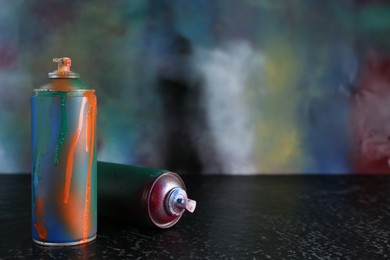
[1,0,390,174]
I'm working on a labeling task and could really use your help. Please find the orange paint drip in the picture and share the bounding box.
[34,198,48,241]
[49,79,74,91]
[82,92,96,241]
[86,107,91,152]
[64,99,87,204]
[58,188,85,238]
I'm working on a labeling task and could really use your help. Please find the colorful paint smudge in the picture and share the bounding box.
[31,61,97,245]
[33,197,48,241]
[55,94,68,165]
[64,98,86,204]
[351,52,390,173]
[82,91,97,242]
[2,0,390,174]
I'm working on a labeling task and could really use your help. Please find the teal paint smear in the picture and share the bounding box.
[55,93,68,165]
[359,5,390,32]
[32,98,52,180]
[32,101,42,181]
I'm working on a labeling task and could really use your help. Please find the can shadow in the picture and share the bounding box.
[32,240,97,260]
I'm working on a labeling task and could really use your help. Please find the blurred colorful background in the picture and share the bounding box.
[1,0,390,174]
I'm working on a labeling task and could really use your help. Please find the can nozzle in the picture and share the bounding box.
[53,57,72,72]
[166,187,197,216]
[49,57,79,79]
[184,199,196,213]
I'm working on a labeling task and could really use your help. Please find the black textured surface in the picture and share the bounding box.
[1,174,390,259]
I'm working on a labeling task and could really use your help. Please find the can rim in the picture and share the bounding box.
[33,89,95,92]
[32,235,96,246]
[147,172,186,228]
[48,71,80,79]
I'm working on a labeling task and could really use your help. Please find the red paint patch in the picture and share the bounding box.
[0,44,16,69]
[351,51,390,174]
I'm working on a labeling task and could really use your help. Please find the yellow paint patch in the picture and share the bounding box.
[255,39,305,173]
[256,122,303,173]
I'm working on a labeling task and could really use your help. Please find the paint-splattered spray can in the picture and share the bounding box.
[31,57,97,246]
[97,161,196,228]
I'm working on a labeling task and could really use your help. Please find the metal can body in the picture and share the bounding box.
[97,161,196,228]
[31,78,97,245]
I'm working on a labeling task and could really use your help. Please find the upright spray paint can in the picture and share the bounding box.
[97,161,196,228]
[31,57,97,246]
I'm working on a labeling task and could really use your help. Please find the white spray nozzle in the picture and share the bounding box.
[166,187,197,216]
[184,199,196,213]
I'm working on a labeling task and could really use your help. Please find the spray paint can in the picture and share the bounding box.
[97,161,196,228]
[31,57,97,246]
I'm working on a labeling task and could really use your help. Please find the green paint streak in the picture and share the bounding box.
[55,93,68,165]
[33,98,52,180]
[359,5,390,32]
[35,89,89,166]
[32,100,43,181]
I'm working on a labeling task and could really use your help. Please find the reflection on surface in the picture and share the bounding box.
[32,240,96,259]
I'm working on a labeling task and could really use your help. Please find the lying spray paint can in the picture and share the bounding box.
[97,161,196,228]
[31,57,97,246]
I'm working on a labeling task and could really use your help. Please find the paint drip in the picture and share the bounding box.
[31,57,97,245]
